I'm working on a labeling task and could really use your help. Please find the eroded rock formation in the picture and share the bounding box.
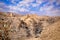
[0,12,60,40]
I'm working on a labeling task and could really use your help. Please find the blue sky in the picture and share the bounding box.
[0,0,60,16]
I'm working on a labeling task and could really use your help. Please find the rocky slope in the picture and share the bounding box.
[0,12,60,40]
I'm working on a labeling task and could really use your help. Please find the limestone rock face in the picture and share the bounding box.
[0,12,60,40]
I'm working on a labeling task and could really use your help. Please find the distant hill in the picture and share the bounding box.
[0,12,60,40]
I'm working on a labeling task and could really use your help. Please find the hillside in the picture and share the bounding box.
[0,12,60,40]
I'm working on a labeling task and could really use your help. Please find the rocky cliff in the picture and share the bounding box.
[0,12,60,40]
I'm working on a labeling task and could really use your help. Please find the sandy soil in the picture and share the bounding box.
[0,12,60,40]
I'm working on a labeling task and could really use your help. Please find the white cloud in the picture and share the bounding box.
[8,5,29,12]
[0,2,10,12]
[36,0,48,4]
[23,0,34,3]
[7,0,34,13]
[17,2,30,7]
[31,3,39,7]
[8,6,17,10]
[40,5,53,11]
[0,0,45,13]
[49,0,55,4]
[0,8,3,12]
[0,8,2,10]
[0,0,60,16]
[39,3,60,16]
[11,0,20,4]
[19,8,29,12]
[57,0,60,4]
[56,0,60,6]
[0,2,6,6]
[36,0,43,4]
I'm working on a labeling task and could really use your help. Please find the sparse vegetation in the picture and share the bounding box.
[0,12,60,40]
[46,18,55,24]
